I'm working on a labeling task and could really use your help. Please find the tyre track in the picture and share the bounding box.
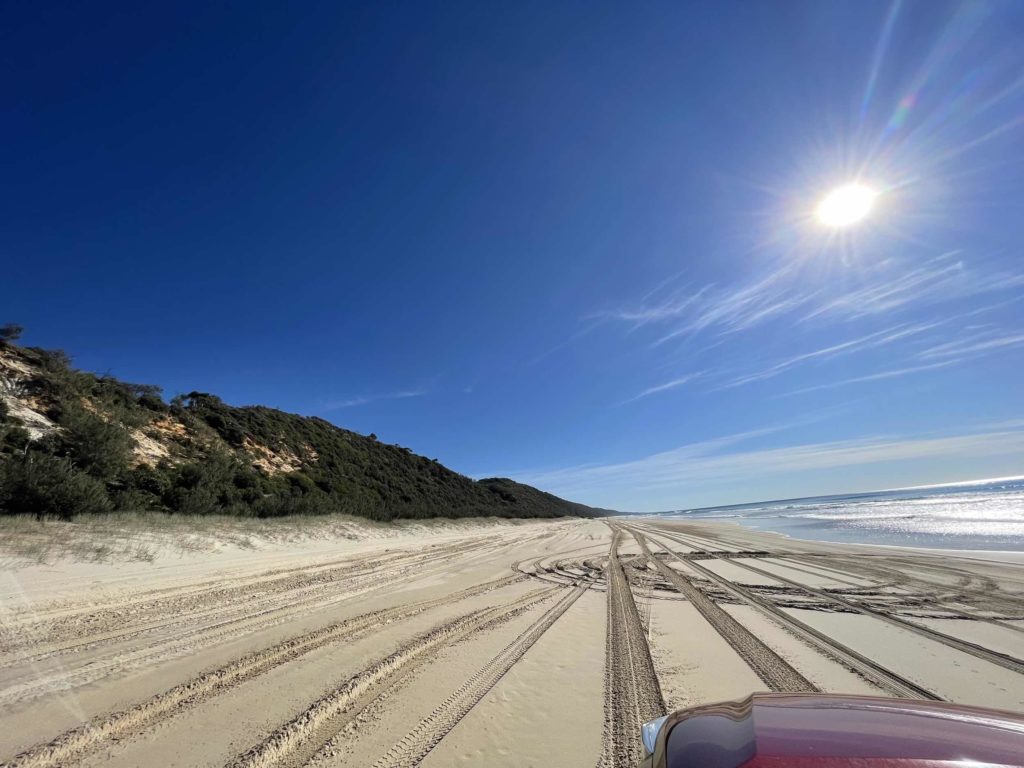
[0,538,527,706]
[798,554,1024,627]
[635,525,941,700]
[0,571,409,708]
[643,525,1024,668]
[716,556,1024,676]
[2,537,496,659]
[224,587,560,768]
[0,564,499,708]
[600,527,665,768]
[2,556,401,671]
[0,550,396,629]
[0,574,526,768]
[4,528,564,626]
[369,584,588,768]
[663,522,1024,624]
[628,528,815,693]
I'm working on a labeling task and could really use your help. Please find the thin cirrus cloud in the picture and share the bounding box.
[798,253,966,322]
[783,360,959,396]
[606,251,1023,402]
[722,321,941,388]
[651,269,807,345]
[602,285,713,329]
[624,371,706,403]
[322,389,426,410]
[917,330,1024,360]
[613,252,1017,345]
[505,423,1024,511]
[627,322,940,401]
[499,424,791,489]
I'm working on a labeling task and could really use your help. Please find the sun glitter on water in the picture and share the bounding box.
[816,183,878,227]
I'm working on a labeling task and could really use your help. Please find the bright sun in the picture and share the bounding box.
[816,183,878,227]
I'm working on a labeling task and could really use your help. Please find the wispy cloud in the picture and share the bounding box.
[980,418,1024,431]
[799,253,966,322]
[784,360,958,395]
[594,285,712,329]
[605,252,1022,346]
[723,321,940,388]
[506,424,1024,510]
[598,249,1023,404]
[501,424,790,488]
[652,269,807,345]
[527,318,606,366]
[917,330,1024,360]
[323,389,426,409]
[625,371,705,403]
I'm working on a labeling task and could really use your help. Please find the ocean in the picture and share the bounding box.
[659,476,1024,551]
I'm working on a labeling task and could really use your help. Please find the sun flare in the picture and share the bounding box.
[816,183,878,227]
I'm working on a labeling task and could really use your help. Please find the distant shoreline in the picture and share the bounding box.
[656,514,1024,558]
[657,473,1024,516]
[649,475,1024,553]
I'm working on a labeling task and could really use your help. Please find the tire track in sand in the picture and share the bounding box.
[636,525,941,700]
[1,537,496,661]
[600,526,665,768]
[0,543,512,708]
[642,522,1024,632]
[0,575,526,768]
[369,584,588,768]
[714,555,1024,676]
[224,587,561,768]
[628,527,815,694]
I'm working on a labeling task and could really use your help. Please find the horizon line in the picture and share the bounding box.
[637,472,1024,515]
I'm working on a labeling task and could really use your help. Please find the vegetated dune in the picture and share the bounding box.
[1,516,1022,768]
[0,340,611,521]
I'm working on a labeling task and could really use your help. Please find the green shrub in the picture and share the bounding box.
[0,401,30,456]
[0,425,30,456]
[0,452,113,518]
[124,464,172,497]
[57,407,133,480]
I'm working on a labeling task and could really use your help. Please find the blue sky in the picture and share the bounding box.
[4,1,1023,511]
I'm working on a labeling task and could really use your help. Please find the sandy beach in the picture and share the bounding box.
[1,515,1022,768]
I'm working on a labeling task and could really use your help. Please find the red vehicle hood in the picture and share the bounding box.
[655,694,1024,768]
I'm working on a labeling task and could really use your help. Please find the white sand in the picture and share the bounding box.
[1,515,1022,767]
